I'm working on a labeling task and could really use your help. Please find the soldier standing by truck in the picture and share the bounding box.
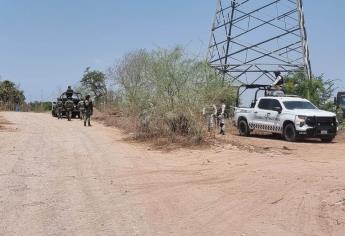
[271,71,284,89]
[84,95,93,127]
[217,100,226,135]
[203,104,217,133]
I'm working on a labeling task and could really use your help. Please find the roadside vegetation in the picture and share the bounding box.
[285,72,336,111]
[79,67,107,102]
[3,47,343,143]
[0,80,25,111]
[285,72,345,127]
[96,47,236,144]
[27,101,52,113]
[85,47,344,144]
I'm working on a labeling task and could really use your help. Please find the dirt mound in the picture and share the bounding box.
[0,114,14,131]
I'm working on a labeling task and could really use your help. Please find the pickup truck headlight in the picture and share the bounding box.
[295,115,307,127]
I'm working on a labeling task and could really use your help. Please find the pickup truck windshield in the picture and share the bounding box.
[283,101,316,110]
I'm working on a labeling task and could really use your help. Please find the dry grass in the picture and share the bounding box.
[0,115,13,131]
[93,108,213,150]
[93,109,277,152]
[94,109,345,152]
[93,108,125,128]
[93,110,266,152]
[335,131,345,143]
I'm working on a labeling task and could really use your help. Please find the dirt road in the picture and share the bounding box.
[1,112,345,235]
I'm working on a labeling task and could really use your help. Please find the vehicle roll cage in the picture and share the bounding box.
[236,84,271,107]
[59,92,82,102]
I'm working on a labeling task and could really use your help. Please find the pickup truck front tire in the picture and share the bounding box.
[283,123,297,142]
[238,119,250,137]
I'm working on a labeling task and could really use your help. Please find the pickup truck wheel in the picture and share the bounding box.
[320,137,334,143]
[283,123,297,142]
[238,120,250,137]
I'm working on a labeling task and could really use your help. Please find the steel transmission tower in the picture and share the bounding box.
[208,0,312,86]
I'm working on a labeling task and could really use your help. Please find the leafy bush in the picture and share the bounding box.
[285,72,336,111]
[0,80,25,111]
[108,47,235,143]
[0,80,25,104]
[80,67,107,101]
[28,101,52,112]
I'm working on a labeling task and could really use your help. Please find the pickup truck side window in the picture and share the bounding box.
[271,99,282,110]
[258,99,272,110]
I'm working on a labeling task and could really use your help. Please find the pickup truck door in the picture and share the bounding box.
[268,99,283,133]
[252,99,272,131]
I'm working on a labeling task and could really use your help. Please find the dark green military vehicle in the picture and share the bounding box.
[51,101,57,117]
[52,92,83,121]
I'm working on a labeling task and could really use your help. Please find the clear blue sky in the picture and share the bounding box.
[0,0,344,101]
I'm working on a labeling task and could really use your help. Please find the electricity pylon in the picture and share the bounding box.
[208,0,312,86]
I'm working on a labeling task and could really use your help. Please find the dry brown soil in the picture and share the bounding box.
[0,112,345,236]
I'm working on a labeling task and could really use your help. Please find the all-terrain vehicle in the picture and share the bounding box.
[52,92,83,121]
[51,101,57,117]
[234,85,338,142]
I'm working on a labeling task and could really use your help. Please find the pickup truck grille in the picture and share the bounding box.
[306,116,337,127]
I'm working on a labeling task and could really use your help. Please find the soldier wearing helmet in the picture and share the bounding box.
[272,71,284,88]
[66,86,74,99]
[83,95,93,127]
[217,99,226,135]
[57,98,63,119]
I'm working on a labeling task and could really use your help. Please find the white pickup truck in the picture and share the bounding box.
[234,96,338,142]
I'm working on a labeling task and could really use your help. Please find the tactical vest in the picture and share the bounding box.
[65,100,74,110]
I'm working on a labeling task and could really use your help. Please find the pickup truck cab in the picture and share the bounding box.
[234,96,338,142]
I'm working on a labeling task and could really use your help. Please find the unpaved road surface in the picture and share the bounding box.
[1,112,345,236]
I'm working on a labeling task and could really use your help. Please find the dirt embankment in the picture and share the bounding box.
[93,109,345,153]
[1,111,345,236]
[0,115,13,131]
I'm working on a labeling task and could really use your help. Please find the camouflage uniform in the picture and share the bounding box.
[78,100,85,120]
[64,100,74,121]
[272,72,284,89]
[57,100,63,119]
[217,103,226,135]
[66,86,74,99]
[84,96,93,127]
[203,105,217,132]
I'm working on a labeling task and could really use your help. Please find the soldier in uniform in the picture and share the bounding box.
[78,100,85,120]
[267,71,285,96]
[203,104,217,133]
[271,71,284,89]
[84,95,93,127]
[217,100,226,135]
[66,86,74,99]
[57,98,63,119]
[64,99,74,121]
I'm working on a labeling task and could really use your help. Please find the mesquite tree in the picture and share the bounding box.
[80,67,107,101]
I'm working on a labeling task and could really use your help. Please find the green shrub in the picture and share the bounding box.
[285,72,336,111]
[109,47,235,143]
